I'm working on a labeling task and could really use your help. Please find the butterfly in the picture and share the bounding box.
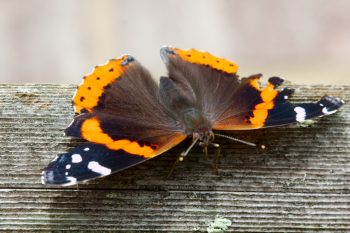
[41,46,344,186]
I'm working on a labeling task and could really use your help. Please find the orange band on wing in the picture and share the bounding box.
[249,80,278,127]
[81,118,156,158]
[261,83,278,102]
[73,55,132,114]
[172,47,239,74]
[249,78,260,90]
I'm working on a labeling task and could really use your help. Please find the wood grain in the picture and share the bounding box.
[0,84,349,232]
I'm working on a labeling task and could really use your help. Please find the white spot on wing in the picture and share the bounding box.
[66,164,71,169]
[65,172,68,175]
[88,161,111,176]
[71,154,82,163]
[284,95,288,100]
[322,107,337,115]
[84,147,90,151]
[294,107,306,122]
[62,176,77,186]
[41,174,46,185]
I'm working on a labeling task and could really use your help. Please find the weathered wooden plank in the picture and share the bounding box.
[0,84,349,232]
[0,189,350,232]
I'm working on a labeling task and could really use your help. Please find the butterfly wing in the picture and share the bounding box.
[161,46,344,130]
[42,134,185,186]
[42,55,186,186]
[213,75,344,130]
[161,46,240,123]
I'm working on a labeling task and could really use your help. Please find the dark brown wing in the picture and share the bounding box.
[161,47,241,124]
[70,54,186,142]
[42,55,187,186]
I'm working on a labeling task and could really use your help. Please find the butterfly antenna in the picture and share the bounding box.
[180,136,200,158]
[214,133,257,147]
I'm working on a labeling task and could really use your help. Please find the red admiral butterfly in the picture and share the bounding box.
[42,46,344,186]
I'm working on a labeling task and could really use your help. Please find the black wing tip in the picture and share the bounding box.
[41,143,146,187]
[319,95,344,114]
[41,154,79,186]
[41,170,78,186]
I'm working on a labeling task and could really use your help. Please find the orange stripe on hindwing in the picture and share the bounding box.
[170,47,239,74]
[81,118,157,158]
[73,55,134,114]
[248,79,278,127]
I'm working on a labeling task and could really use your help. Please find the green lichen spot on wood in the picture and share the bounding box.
[206,215,232,233]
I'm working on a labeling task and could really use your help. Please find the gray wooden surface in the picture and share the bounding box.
[0,84,349,232]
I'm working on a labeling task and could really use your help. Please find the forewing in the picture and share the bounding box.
[42,131,185,186]
[73,55,133,114]
[42,55,186,185]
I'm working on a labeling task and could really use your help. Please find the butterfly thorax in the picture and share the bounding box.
[181,108,214,144]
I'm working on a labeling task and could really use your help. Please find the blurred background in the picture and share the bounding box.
[0,0,349,84]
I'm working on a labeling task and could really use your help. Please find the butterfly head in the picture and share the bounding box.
[181,108,214,146]
[193,129,214,146]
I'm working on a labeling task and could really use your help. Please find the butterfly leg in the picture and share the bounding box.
[167,137,200,177]
[167,155,182,178]
[199,142,209,160]
[203,145,208,159]
[211,143,221,174]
